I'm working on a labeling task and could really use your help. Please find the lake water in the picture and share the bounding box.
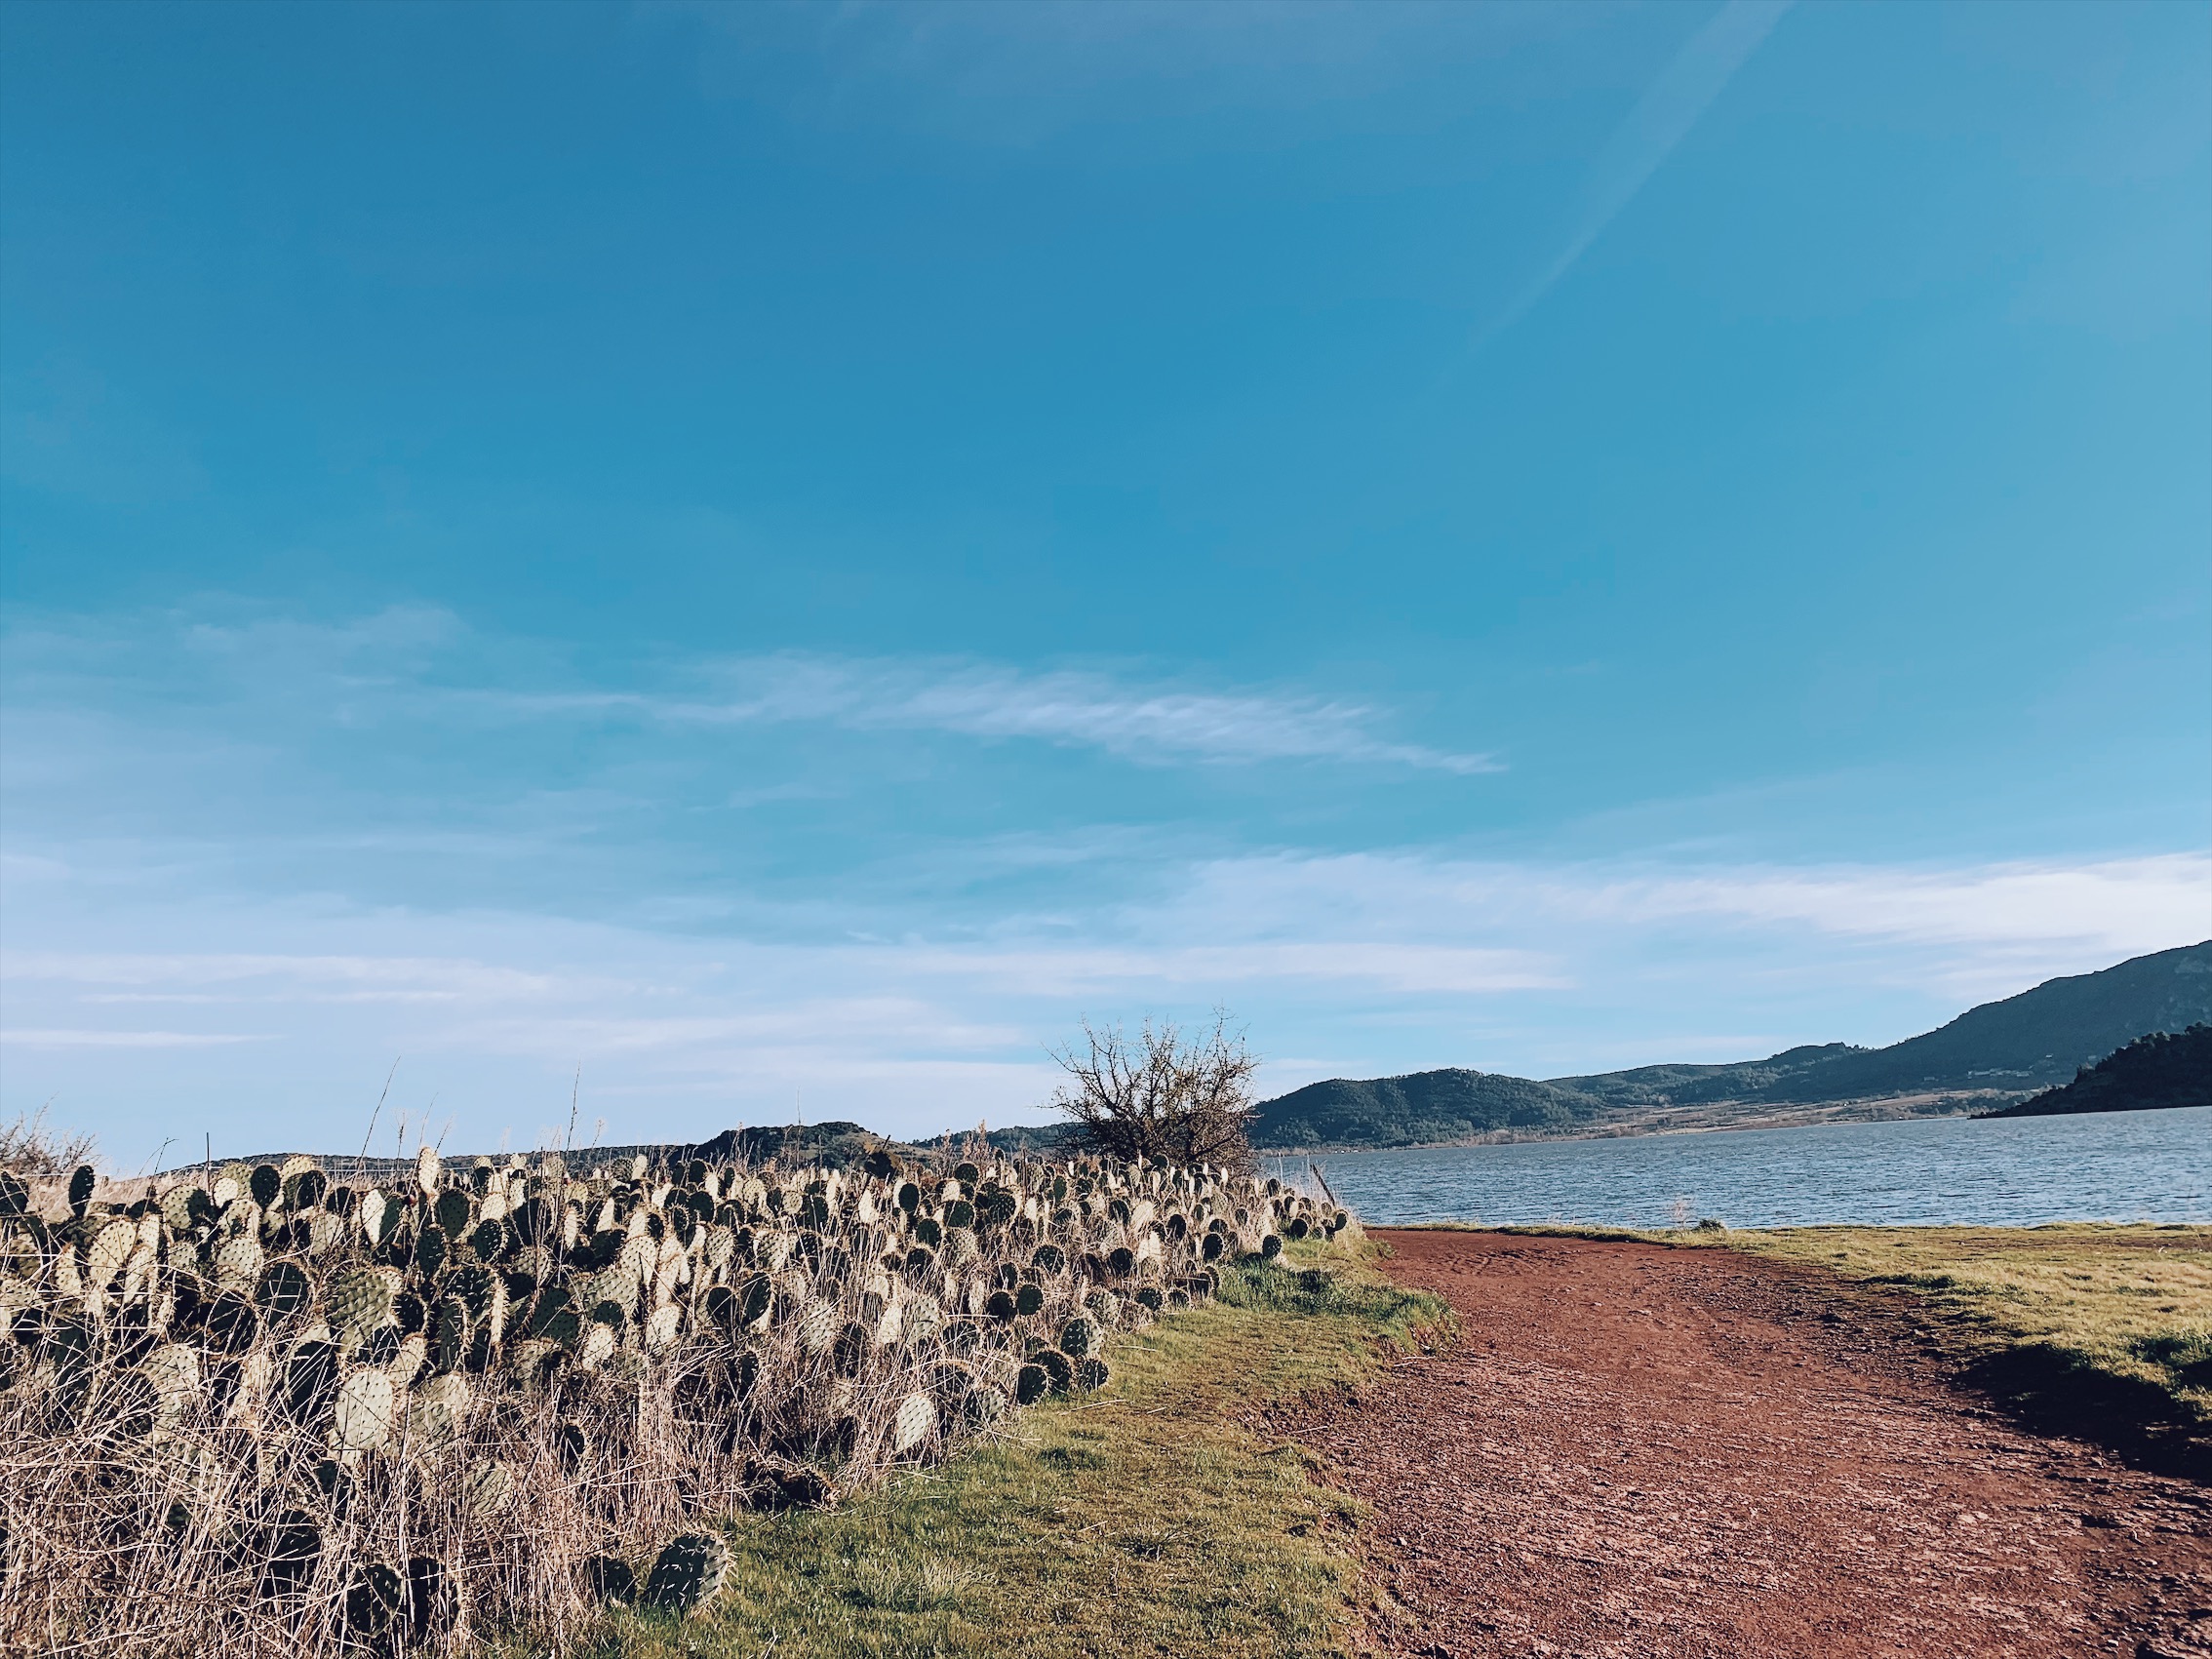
[1266,1105,2212,1229]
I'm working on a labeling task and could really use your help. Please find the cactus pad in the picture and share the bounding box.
[257,1261,311,1318]
[891,1390,935,1454]
[641,1532,728,1611]
[584,1555,637,1604]
[461,1457,515,1518]
[327,1268,394,1348]
[334,1368,397,1453]
[433,1189,473,1236]
[1034,1348,1074,1393]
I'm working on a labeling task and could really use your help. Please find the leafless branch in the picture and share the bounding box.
[1047,1010,1260,1171]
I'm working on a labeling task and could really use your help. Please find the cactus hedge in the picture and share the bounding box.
[0,1140,1338,1654]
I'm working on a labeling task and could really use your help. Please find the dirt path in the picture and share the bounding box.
[1299,1230,2212,1659]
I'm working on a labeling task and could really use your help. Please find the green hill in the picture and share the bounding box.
[1550,1043,1867,1109]
[1980,1024,2212,1119]
[1251,940,2212,1148]
[1249,1068,1604,1151]
[1725,941,2212,1104]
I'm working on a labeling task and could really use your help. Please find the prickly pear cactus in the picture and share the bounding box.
[333,1368,397,1453]
[0,1121,1350,1657]
[328,1268,395,1351]
[890,1391,936,1455]
[640,1532,729,1612]
[462,1457,515,1519]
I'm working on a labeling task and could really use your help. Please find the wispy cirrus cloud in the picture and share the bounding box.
[1,1029,271,1048]
[5,607,1495,774]
[561,656,1499,773]
[1486,0,1793,338]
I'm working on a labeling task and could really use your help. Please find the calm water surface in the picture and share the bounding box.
[1269,1105,2211,1229]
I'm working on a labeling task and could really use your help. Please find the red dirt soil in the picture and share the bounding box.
[1298,1230,2212,1659]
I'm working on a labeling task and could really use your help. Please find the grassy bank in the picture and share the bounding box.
[567,1242,1443,1659]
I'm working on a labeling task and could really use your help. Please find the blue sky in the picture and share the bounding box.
[3,0,2206,1165]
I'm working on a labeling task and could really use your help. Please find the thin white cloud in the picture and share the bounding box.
[1487,0,1792,337]
[656,0,1581,147]
[5,609,1495,775]
[652,657,1499,772]
[1584,854,2211,953]
[2,1029,271,1048]
[862,941,1563,997]
[1177,848,2207,940]
[7,951,564,998]
[482,656,1495,772]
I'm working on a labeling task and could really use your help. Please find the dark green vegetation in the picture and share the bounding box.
[1251,1068,1597,1150]
[1248,940,2212,1149]
[676,1122,904,1169]
[562,1245,1443,1659]
[973,1123,1082,1157]
[1981,1024,2212,1119]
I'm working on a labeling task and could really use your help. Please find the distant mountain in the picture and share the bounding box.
[676,1122,906,1170]
[1548,1044,1868,1111]
[1980,1025,2212,1119]
[971,1123,1083,1157]
[1718,941,2212,1104]
[1250,1069,1605,1151]
[1250,940,2212,1150]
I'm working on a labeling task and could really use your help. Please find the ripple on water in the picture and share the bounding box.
[1268,1105,2212,1228]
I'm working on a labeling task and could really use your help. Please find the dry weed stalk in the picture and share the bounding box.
[0,1141,1346,1655]
[0,1108,98,1182]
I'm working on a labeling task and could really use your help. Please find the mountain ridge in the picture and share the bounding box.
[1248,940,2212,1150]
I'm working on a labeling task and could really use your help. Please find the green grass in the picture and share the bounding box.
[564,1240,1445,1659]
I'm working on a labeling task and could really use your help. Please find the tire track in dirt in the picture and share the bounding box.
[1299,1230,2212,1659]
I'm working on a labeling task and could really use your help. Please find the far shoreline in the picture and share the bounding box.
[1262,1095,2210,1158]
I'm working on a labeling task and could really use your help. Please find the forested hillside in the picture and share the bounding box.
[1982,1024,2211,1118]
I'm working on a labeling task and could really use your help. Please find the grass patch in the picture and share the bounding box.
[568,1239,1444,1658]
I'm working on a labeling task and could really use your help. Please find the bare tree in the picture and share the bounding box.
[1047,1012,1260,1170]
